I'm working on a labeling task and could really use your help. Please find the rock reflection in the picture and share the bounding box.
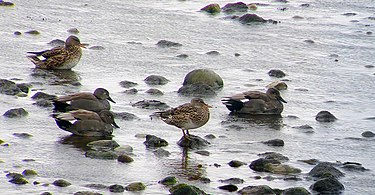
[30,68,81,86]
[58,135,112,151]
[222,114,284,130]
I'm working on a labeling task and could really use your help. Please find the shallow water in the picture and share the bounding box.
[1,0,375,194]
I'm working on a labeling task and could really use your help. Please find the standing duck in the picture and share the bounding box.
[222,88,287,115]
[27,35,85,70]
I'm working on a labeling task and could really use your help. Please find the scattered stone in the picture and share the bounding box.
[33,99,53,107]
[85,150,118,160]
[169,183,207,195]
[114,145,133,155]
[156,40,182,48]
[182,69,223,90]
[293,124,313,130]
[204,134,216,139]
[310,177,344,194]
[117,154,134,163]
[22,169,38,176]
[87,140,119,151]
[283,187,311,195]
[67,27,79,34]
[114,112,139,121]
[218,184,238,192]
[132,100,169,110]
[40,192,52,195]
[315,111,337,122]
[234,53,241,56]
[0,1,14,6]
[153,148,171,157]
[298,159,320,165]
[222,2,248,12]
[259,152,289,162]
[125,182,146,191]
[84,184,108,190]
[52,179,71,187]
[89,46,105,50]
[146,88,163,95]
[48,39,65,46]
[109,184,125,193]
[13,133,32,138]
[31,92,56,100]
[16,83,31,93]
[304,39,315,44]
[239,14,266,23]
[361,131,375,138]
[200,3,221,14]
[264,164,301,175]
[74,191,102,195]
[25,30,40,35]
[119,80,138,88]
[268,69,286,78]
[178,83,217,96]
[8,177,28,185]
[177,135,210,149]
[159,176,178,186]
[365,65,374,68]
[249,158,281,172]
[228,160,246,167]
[219,178,244,184]
[144,135,168,148]
[262,139,284,147]
[195,150,210,156]
[238,185,276,195]
[14,31,22,35]
[0,79,22,95]
[308,162,344,179]
[3,108,28,118]
[206,50,220,56]
[176,54,188,58]
[123,88,138,94]
[341,162,368,171]
[292,15,304,19]
[144,75,170,85]
[342,12,356,16]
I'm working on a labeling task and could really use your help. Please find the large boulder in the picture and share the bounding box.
[177,135,210,149]
[201,3,221,14]
[308,162,344,179]
[179,69,223,96]
[310,177,344,194]
[222,2,248,12]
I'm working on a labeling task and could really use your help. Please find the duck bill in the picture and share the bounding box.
[107,96,116,104]
[112,121,120,128]
[80,43,87,48]
[277,96,287,103]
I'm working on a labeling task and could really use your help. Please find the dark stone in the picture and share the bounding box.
[52,179,71,187]
[219,178,244,184]
[125,182,146,191]
[33,99,53,107]
[31,92,57,100]
[361,131,375,138]
[310,177,344,194]
[258,152,289,162]
[159,176,178,186]
[117,154,134,163]
[123,88,138,94]
[308,162,344,179]
[14,31,22,35]
[282,187,311,195]
[293,124,313,129]
[262,139,284,146]
[222,2,248,12]
[218,184,238,192]
[153,148,171,157]
[341,162,368,171]
[89,46,105,50]
[177,135,210,149]
[144,135,168,148]
[3,108,28,118]
[200,3,221,14]
[304,39,315,44]
[8,177,28,185]
[249,158,281,172]
[239,14,266,23]
[298,159,320,165]
[146,88,164,95]
[85,150,118,160]
[119,80,138,88]
[0,79,21,95]
[25,30,40,35]
[238,185,276,195]
[87,140,120,151]
[315,111,337,122]
[268,69,286,78]
[182,69,223,89]
[176,54,189,58]
[132,100,170,110]
[178,83,217,96]
[0,1,15,6]
[74,191,102,195]
[114,112,139,121]
[16,83,31,93]
[206,50,220,56]
[13,133,33,138]
[41,192,53,195]
[228,160,246,167]
[156,40,182,48]
[204,134,216,139]
[170,183,207,195]
[144,75,169,85]
[109,184,125,193]
[195,150,210,156]
[22,169,38,176]
[84,184,108,190]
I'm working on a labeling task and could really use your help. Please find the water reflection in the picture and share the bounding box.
[58,135,112,151]
[222,114,284,130]
[30,68,81,86]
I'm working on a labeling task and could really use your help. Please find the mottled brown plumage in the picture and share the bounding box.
[152,98,211,138]
[27,35,84,70]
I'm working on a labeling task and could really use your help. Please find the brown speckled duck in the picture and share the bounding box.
[27,35,84,70]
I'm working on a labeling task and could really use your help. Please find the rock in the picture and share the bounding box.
[195,150,210,156]
[74,191,102,195]
[25,30,40,35]
[87,140,119,151]
[266,81,288,90]
[159,176,178,186]
[114,112,139,121]
[248,4,258,10]
[268,69,286,78]
[89,46,105,50]
[293,124,313,130]
[117,154,134,163]
[304,39,315,44]
[282,187,311,195]
[41,192,53,195]
[13,133,33,138]
[85,150,118,160]
[310,177,344,194]
[308,162,344,179]
[249,158,281,172]
[153,148,171,157]
[31,91,57,100]
[264,164,301,174]
[48,39,65,46]
[144,135,168,148]
[114,145,133,155]
[0,79,22,95]
[109,184,125,193]
[34,99,53,107]
[258,152,289,162]
[228,160,246,167]
[8,177,28,185]
[315,111,337,122]
[200,3,221,14]
[146,88,164,95]
[3,108,28,118]
[204,134,216,139]
[0,1,15,6]
[144,75,170,85]
[298,159,320,165]
[238,185,276,195]
[14,31,22,35]
[16,83,31,93]
[222,2,248,12]
[67,27,79,34]
[52,179,71,187]
[176,54,189,58]
[361,131,375,138]
[262,139,284,147]
[219,178,244,184]
[177,135,210,149]
[239,14,266,23]
[132,100,170,110]
[22,169,38,176]
[218,184,238,192]
[170,183,207,195]
[125,182,146,191]
[182,69,223,90]
[84,184,108,190]
[123,88,138,94]
[178,83,217,96]
[156,40,182,48]
[119,80,138,88]
[341,162,368,171]
[206,50,220,56]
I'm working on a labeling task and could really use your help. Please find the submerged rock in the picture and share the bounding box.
[85,150,118,160]
[228,160,246,167]
[182,69,223,90]
[87,140,120,151]
[264,164,301,175]
[177,135,210,149]
[31,91,57,100]
[310,177,344,194]
[52,179,71,187]
[268,69,286,78]
[146,88,164,95]
[258,152,289,162]
[178,83,217,96]
[239,14,266,23]
[308,162,344,178]
[74,191,102,195]
[125,182,146,191]
[119,80,138,88]
[218,184,238,192]
[144,75,170,85]
[170,183,207,195]
[262,139,284,147]
[249,158,281,172]
[3,108,28,118]
[315,111,337,122]
[117,154,134,163]
[132,100,169,110]
[7,173,28,185]
[219,178,244,184]
[201,3,221,14]
[22,169,38,176]
[153,148,171,157]
[0,79,22,95]
[13,133,33,138]
[159,176,178,186]
[282,187,311,195]
[361,131,375,138]
[144,135,168,148]
[0,1,15,6]
[114,112,139,121]
[109,184,125,193]
[156,40,182,48]
[238,185,276,195]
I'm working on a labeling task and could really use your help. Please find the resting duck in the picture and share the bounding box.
[53,109,119,137]
[53,88,115,113]
[222,88,287,115]
[27,35,85,70]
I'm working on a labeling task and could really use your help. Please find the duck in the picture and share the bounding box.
[152,98,211,138]
[27,35,85,70]
[53,88,115,113]
[53,109,119,137]
[222,88,287,115]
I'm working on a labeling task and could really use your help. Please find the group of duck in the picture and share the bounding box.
[27,35,287,139]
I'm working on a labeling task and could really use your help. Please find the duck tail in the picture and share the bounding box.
[54,119,72,131]
[222,98,244,112]
[52,100,71,112]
